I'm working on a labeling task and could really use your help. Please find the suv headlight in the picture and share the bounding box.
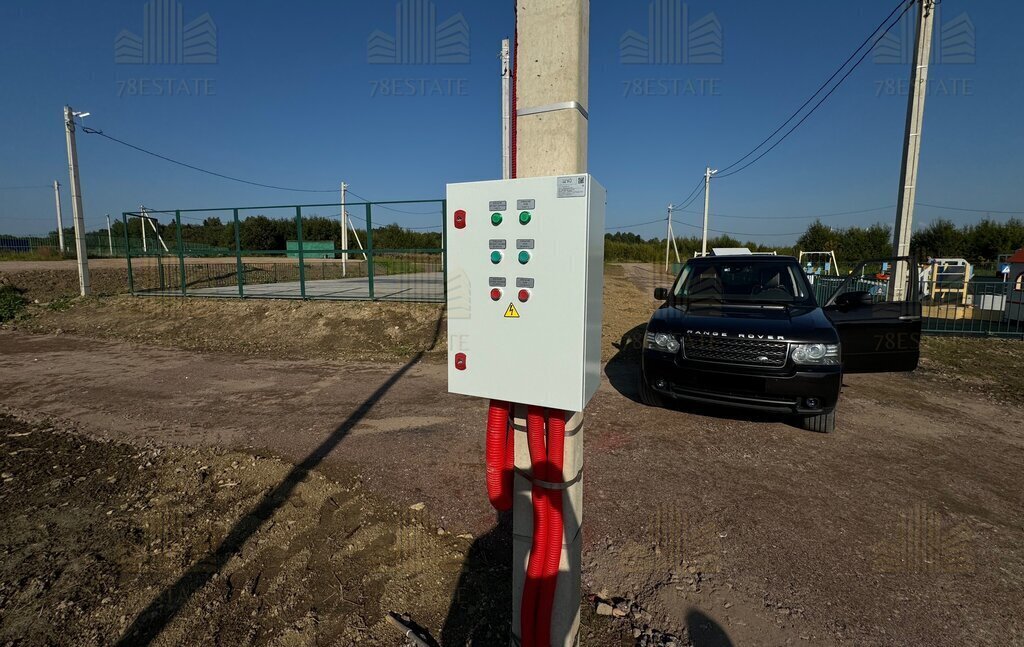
[644,332,681,353]
[791,343,840,365]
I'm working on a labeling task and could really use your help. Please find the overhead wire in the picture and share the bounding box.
[715,0,916,179]
[671,178,705,211]
[674,204,896,220]
[915,202,1024,215]
[80,127,338,193]
[712,0,921,178]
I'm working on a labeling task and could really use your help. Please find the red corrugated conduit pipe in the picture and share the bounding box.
[485,400,514,511]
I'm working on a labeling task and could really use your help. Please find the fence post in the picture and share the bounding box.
[441,199,448,304]
[366,203,375,301]
[234,209,244,298]
[296,206,306,299]
[175,210,187,296]
[123,213,134,295]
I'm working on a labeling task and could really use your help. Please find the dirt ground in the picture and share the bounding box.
[1,264,1023,646]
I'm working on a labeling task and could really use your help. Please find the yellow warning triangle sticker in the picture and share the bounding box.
[503,303,520,318]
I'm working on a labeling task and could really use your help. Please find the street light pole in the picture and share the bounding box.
[664,204,680,272]
[64,105,91,296]
[700,166,717,257]
[340,181,348,277]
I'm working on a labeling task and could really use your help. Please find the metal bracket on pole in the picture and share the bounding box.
[517,100,589,121]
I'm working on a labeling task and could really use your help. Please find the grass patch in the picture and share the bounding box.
[0,284,27,322]
[45,296,74,312]
[0,247,68,262]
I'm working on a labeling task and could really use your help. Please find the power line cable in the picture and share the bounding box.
[345,189,441,215]
[671,178,705,210]
[671,219,805,237]
[81,127,338,193]
[605,218,664,231]
[716,0,915,179]
[915,202,1024,215]
[675,204,896,220]
[79,126,443,220]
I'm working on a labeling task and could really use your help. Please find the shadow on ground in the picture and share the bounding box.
[687,608,734,647]
[115,312,446,646]
[440,510,513,645]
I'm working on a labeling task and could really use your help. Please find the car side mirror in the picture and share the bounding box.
[835,290,873,309]
[654,287,669,300]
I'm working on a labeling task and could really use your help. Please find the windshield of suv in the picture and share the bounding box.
[671,258,816,306]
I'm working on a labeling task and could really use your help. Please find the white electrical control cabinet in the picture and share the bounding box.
[446,174,605,412]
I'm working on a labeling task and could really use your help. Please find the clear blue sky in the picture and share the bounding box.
[1,0,1021,244]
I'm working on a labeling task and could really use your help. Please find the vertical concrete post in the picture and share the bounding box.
[64,106,91,296]
[53,181,65,253]
[891,0,935,299]
[512,2,589,645]
[514,0,589,178]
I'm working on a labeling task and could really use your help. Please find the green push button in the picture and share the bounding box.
[490,250,503,264]
[491,213,503,226]
[518,250,531,265]
[519,211,532,225]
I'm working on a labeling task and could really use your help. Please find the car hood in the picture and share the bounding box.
[647,302,837,343]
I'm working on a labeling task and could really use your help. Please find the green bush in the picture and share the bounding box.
[0,285,27,322]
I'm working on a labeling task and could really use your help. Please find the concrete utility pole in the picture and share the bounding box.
[665,204,680,272]
[891,0,935,299]
[501,38,512,180]
[340,181,349,277]
[140,205,148,253]
[106,214,113,256]
[64,105,90,296]
[513,1,588,644]
[53,180,65,252]
[700,166,717,257]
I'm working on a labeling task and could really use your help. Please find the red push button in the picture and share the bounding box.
[518,289,530,302]
[490,288,502,301]
[454,352,467,370]
[454,209,467,229]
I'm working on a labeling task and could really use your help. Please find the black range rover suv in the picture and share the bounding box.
[639,254,921,433]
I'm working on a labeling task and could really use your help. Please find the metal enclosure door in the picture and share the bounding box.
[823,257,922,373]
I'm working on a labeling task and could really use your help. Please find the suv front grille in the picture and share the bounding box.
[682,335,788,367]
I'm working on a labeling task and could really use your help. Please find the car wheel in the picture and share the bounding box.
[800,409,835,434]
[637,370,664,408]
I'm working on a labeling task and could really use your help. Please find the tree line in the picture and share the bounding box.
[103,216,443,252]
[27,215,1024,266]
[606,218,1024,268]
